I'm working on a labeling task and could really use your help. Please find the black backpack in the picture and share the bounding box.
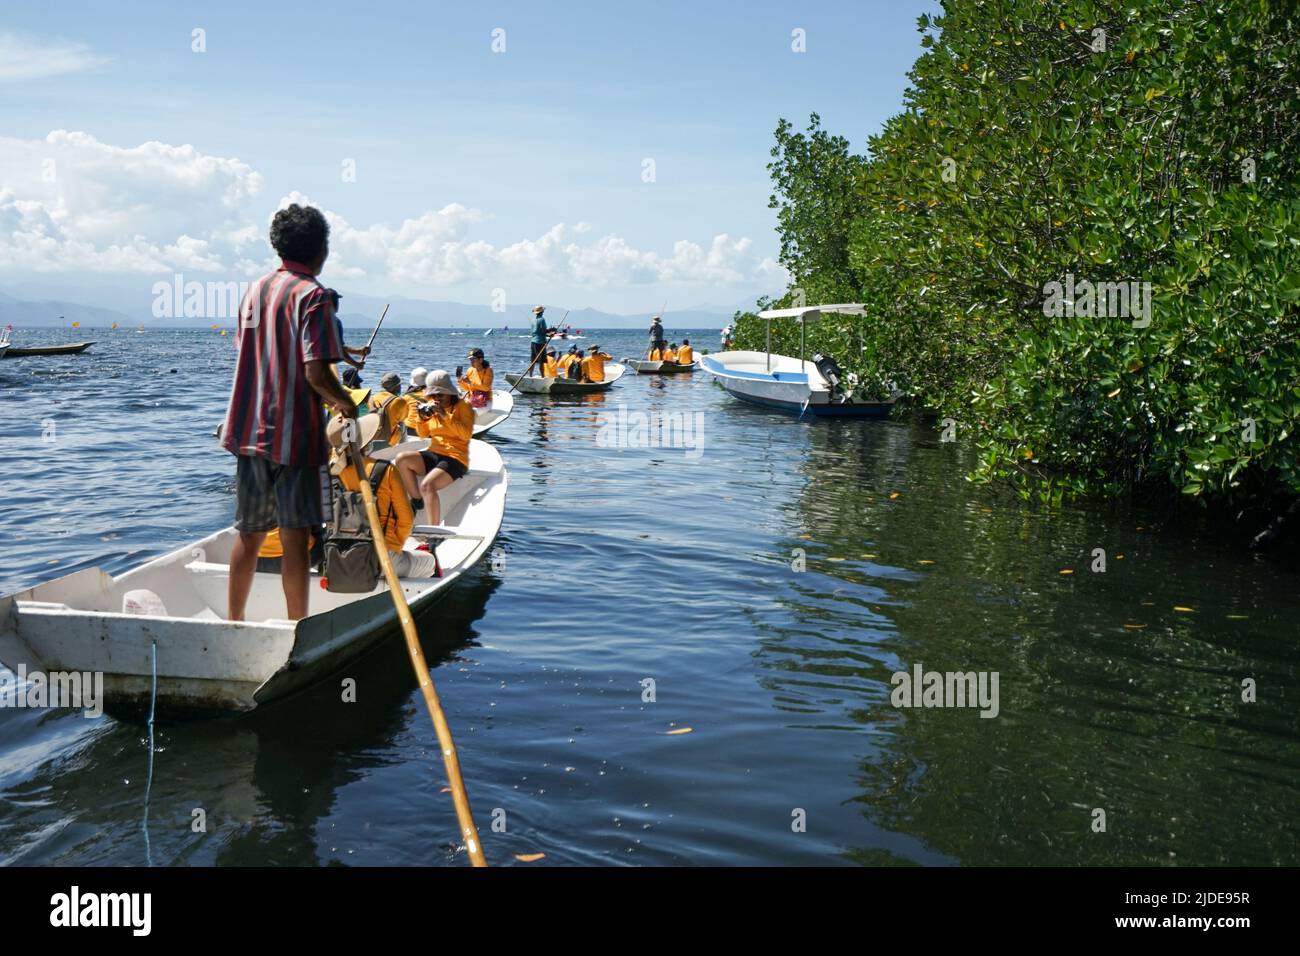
[322,461,392,593]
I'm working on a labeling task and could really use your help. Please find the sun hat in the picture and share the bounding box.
[326,412,383,455]
[381,372,401,391]
[423,369,457,396]
[409,367,428,388]
[532,305,545,314]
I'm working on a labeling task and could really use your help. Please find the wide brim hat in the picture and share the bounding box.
[532,305,545,314]
[327,412,383,453]
[423,369,458,396]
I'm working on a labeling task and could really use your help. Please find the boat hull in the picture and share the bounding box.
[626,359,697,374]
[2,341,95,358]
[701,352,894,418]
[504,363,626,394]
[0,441,507,714]
[472,389,514,435]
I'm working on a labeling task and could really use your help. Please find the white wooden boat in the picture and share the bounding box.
[624,358,697,374]
[700,304,897,418]
[471,389,513,435]
[504,363,626,394]
[0,440,507,713]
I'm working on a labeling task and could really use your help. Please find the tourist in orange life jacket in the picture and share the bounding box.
[393,370,473,527]
[458,349,494,407]
[677,339,694,363]
[329,430,438,578]
[581,344,612,382]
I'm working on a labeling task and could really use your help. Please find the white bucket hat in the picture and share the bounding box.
[423,369,457,396]
[409,366,428,388]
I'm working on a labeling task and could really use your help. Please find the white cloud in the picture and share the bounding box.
[0,33,108,82]
[0,130,784,293]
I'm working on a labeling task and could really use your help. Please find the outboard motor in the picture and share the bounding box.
[812,352,844,395]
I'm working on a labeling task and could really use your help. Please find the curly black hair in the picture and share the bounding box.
[269,203,329,264]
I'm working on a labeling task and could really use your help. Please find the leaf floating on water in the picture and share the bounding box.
[827,557,846,562]
[515,853,546,863]
[799,534,812,540]
[664,727,693,735]
[889,492,901,500]
[1122,623,1147,630]
[918,559,935,565]
[1059,569,1074,575]
[1225,614,1248,620]
[861,553,877,560]
[1173,606,1194,613]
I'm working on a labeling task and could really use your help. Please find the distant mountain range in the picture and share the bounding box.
[0,284,750,331]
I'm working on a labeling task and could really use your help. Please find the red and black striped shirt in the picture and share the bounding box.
[220,261,344,467]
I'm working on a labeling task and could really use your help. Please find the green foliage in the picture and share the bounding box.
[745,0,1300,509]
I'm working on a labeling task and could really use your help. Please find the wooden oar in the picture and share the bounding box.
[343,422,487,867]
[363,304,390,353]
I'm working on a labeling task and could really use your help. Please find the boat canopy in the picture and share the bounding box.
[757,303,867,322]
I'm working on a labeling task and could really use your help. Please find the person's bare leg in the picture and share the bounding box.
[420,468,455,526]
[394,452,425,501]
[279,526,311,620]
[228,530,267,621]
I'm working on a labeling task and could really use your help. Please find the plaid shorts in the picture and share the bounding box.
[234,455,333,533]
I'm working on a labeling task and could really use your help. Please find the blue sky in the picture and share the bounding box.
[0,1,936,313]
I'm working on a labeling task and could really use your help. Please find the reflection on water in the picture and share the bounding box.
[1,328,1297,866]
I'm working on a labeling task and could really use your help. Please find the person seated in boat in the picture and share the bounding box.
[369,381,410,446]
[662,344,678,363]
[404,367,429,431]
[557,345,579,372]
[394,370,473,527]
[581,345,612,382]
[541,349,559,378]
[256,527,325,573]
[677,339,694,363]
[329,418,439,578]
[458,349,494,406]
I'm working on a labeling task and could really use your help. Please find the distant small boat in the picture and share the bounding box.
[1,341,96,358]
[136,325,145,333]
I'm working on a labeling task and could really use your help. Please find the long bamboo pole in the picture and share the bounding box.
[344,425,487,866]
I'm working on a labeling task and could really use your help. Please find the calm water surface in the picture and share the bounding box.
[1,327,1297,866]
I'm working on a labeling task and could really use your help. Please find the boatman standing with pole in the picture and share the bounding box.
[648,314,665,357]
[529,305,551,373]
[220,203,358,622]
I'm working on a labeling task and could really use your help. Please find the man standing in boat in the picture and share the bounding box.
[529,305,551,374]
[648,314,665,357]
[221,203,358,622]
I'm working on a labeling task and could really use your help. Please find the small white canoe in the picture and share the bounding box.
[504,363,627,394]
[0,440,507,713]
[624,358,697,374]
[471,389,513,435]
